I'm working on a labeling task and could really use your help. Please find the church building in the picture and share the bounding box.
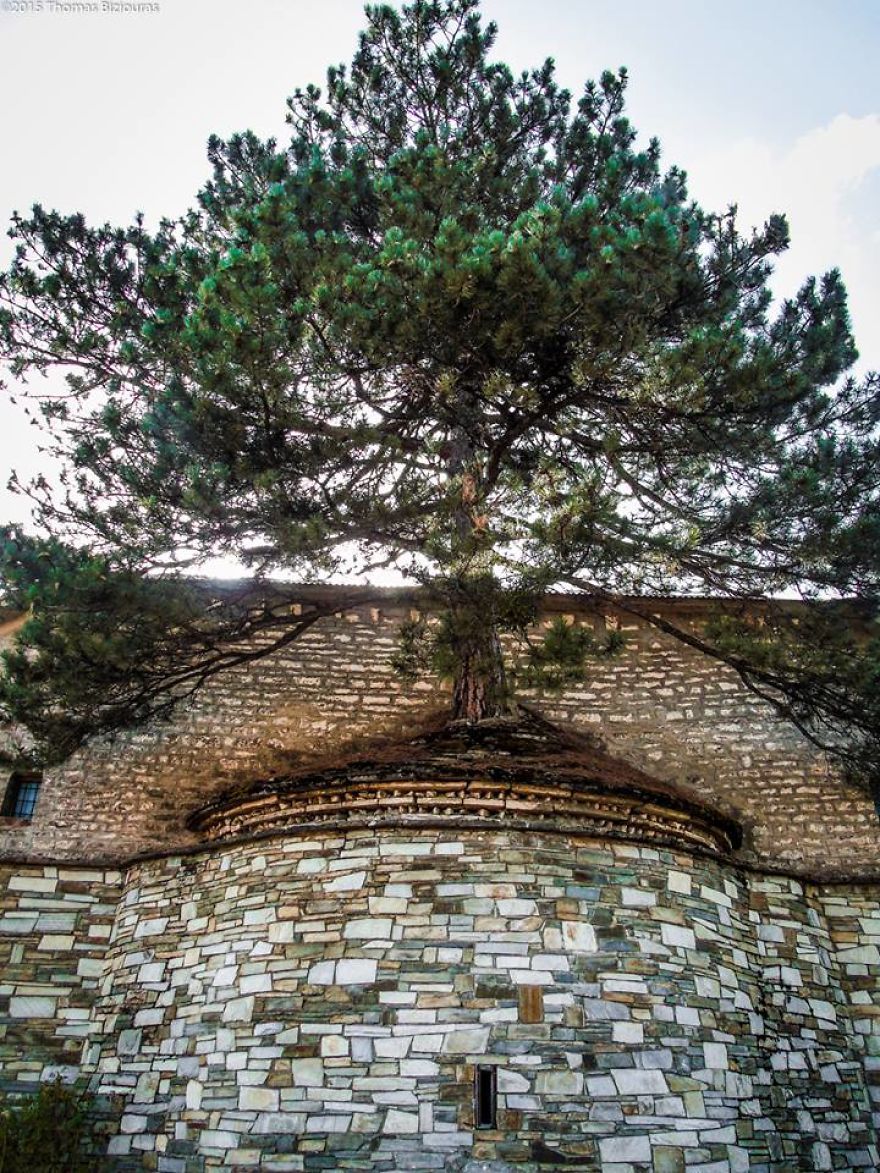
[1,590,878,1171]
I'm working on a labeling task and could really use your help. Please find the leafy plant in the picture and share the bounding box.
[0,1081,96,1173]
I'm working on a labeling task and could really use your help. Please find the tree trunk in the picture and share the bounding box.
[449,607,510,723]
[444,387,509,722]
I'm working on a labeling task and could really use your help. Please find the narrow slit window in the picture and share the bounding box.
[2,772,42,820]
[475,1064,497,1130]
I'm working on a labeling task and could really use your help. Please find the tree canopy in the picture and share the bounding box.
[0,0,878,786]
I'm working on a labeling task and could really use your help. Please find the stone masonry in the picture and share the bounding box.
[1,835,878,1170]
[1,593,878,876]
[0,591,878,1170]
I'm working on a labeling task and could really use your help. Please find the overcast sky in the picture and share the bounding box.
[1,0,878,540]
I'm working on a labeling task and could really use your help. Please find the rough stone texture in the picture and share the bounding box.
[1,834,878,1170]
[1,594,878,877]
[1,591,879,1169]
[0,863,122,1093]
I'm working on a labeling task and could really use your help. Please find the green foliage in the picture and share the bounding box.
[391,572,542,682]
[393,597,624,695]
[0,1081,95,1173]
[0,526,361,764]
[0,525,210,761]
[706,606,880,798]
[516,616,625,691]
[0,1,877,772]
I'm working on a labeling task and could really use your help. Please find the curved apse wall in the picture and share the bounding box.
[83,827,876,1172]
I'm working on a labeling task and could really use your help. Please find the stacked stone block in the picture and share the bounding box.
[3,833,878,1170]
[2,591,879,1169]
[0,864,121,1093]
[817,887,880,1156]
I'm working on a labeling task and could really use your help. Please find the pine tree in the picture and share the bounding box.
[0,1,877,787]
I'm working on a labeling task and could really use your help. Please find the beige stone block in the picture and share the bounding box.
[336,958,377,985]
[120,1114,148,1134]
[297,857,328,875]
[497,898,538,917]
[9,996,56,1017]
[8,875,57,893]
[267,922,295,943]
[321,1034,349,1057]
[661,924,696,950]
[475,883,517,899]
[38,934,74,950]
[198,1130,240,1150]
[561,921,597,952]
[134,1072,161,1103]
[239,1086,279,1111]
[536,1069,583,1096]
[369,897,408,914]
[442,1027,489,1054]
[344,917,392,939]
[351,1112,379,1133]
[134,917,168,938]
[325,871,366,892]
[601,1135,651,1164]
[682,1091,705,1115]
[240,973,272,994]
[613,1021,644,1043]
[374,1035,411,1058]
[308,960,336,984]
[292,1058,325,1087]
[703,1042,729,1069]
[222,996,254,1023]
[611,1069,669,1095]
[138,962,166,983]
[243,908,275,926]
[383,1108,419,1134]
[253,1112,307,1134]
[670,874,696,904]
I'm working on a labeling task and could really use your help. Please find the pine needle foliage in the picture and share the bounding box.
[0,1,877,785]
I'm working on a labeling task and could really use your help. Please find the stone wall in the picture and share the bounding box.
[1,833,878,1171]
[2,591,878,1168]
[1,595,878,877]
[817,884,880,1148]
[0,862,121,1092]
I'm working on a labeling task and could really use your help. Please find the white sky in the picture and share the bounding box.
[1,0,878,554]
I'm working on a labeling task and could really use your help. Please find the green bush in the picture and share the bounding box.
[0,1080,95,1173]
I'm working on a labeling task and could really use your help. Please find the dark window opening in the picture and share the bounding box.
[2,772,42,820]
[475,1064,497,1130]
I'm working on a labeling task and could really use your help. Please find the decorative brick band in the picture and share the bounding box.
[191,774,740,857]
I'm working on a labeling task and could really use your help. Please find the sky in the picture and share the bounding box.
[0,0,878,553]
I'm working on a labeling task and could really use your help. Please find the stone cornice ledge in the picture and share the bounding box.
[188,774,741,858]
